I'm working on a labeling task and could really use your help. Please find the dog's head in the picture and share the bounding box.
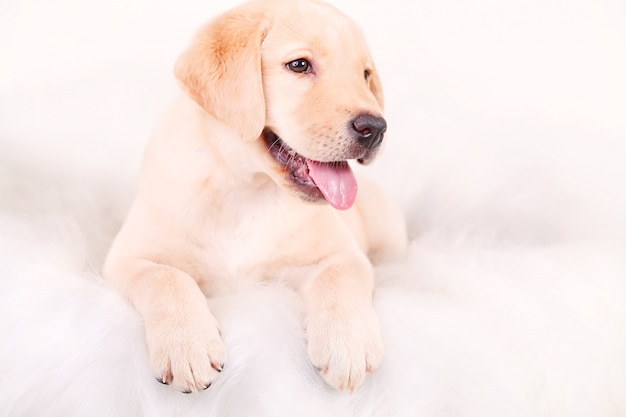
[175,0,385,210]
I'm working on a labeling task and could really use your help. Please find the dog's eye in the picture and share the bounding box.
[287,59,311,74]
[364,70,371,81]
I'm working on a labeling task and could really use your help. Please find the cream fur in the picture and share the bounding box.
[103,0,406,394]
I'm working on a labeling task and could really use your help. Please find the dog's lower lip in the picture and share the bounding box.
[263,130,316,186]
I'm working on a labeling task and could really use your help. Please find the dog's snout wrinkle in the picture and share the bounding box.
[352,114,386,150]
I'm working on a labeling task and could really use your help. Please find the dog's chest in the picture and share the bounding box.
[192,194,325,293]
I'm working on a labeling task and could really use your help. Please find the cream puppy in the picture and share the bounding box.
[103,0,407,394]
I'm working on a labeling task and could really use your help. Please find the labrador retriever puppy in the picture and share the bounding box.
[103,0,407,394]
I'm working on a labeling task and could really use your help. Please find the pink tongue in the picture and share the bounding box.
[306,160,358,210]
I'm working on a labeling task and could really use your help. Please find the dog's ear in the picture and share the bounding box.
[174,6,272,142]
[368,69,385,109]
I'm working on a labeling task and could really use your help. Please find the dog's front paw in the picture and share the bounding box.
[306,305,383,392]
[146,311,226,393]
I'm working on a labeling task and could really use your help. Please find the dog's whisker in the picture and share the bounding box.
[266,139,282,153]
[271,139,281,150]
[264,137,285,159]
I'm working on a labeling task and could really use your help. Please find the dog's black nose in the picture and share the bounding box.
[352,113,387,150]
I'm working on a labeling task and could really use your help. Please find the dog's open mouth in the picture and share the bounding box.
[262,130,358,210]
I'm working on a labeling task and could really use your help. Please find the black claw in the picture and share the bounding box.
[156,377,169,385]
[182,390,193,394]
[203,383,212,390]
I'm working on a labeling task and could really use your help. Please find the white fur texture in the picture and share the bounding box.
[1,0,626,416]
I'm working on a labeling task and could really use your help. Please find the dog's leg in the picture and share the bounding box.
[302,252,383,392]
[108,259,226,393]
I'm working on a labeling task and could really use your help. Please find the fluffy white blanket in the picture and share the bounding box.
[1,0,625,416]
